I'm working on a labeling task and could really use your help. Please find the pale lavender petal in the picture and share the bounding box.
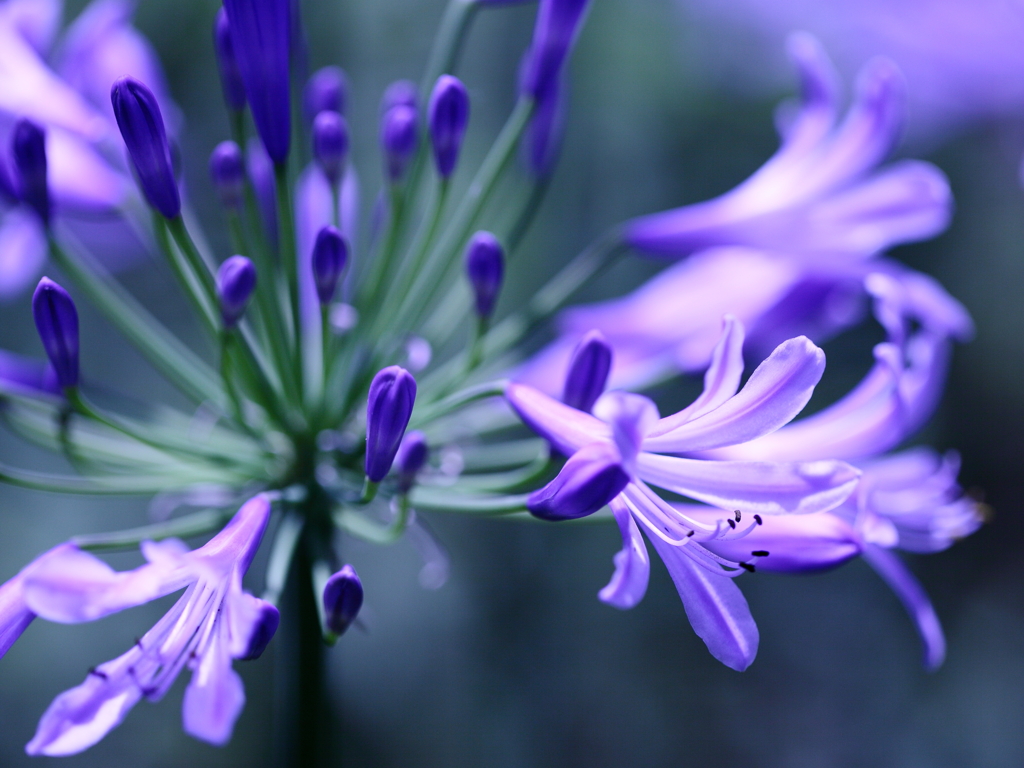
[637,453,860,515]
[0,207,46,298]
[505,382,608,455]
[592,391,659,471]
[644,336,825,452]
[0,0,62,53]
[680,504,861,572]
[775,32,839,156]
[646,525,759,671]
[861,543,945,671]
[0,571,33,659]
[598,498,650,609]
[182,623,246,746]
[196,494,272,573]
[47,128,128,211]
[25,649,143,756]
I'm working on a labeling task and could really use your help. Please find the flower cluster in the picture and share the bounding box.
[0,0,978,758]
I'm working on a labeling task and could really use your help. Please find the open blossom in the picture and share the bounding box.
[507,319,860,670]
[17,494,276,755]
[516,33,968,392]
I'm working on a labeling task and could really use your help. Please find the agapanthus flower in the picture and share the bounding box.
[16,494,274,755]
[507,320,861,670]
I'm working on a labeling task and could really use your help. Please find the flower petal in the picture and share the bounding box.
[861,544,945,671]
[644,336,825,452]
[597,498,650,609]
[646,527,759,671]
[505,382,608,455]
[638,453,860,515]
[182,623,246,746]
[0,207,47,299]
[0,571,34,659]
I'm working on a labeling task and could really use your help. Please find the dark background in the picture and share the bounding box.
[0,0,1021,765]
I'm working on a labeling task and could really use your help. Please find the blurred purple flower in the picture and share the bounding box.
[19,494,275,754]
[508,321,861,670]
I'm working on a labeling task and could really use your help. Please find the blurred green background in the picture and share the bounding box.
[0,0,1021,765]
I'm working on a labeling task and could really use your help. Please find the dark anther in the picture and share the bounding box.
[734,510,741,522]
[739,562,756,573]
[135,637,144,649]
[727,518,736,529]
[752,550,770,557]
[686,530,694,537]
[753,514,763,525]
[88,667,108,680]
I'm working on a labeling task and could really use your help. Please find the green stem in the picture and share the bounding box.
[410,378,508,428]
[333,494,411,545]
[153,215,219,335]
[165,215,218,306]
[273,162,301,357]
[73,508,232,552]
[47,232,223,406]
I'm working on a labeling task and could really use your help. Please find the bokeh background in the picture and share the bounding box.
[0,0,1022,765]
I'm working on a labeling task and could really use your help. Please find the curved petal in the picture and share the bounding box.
[0,571,34,659]
[861,544,945,671]
[183,622,246,746]
[597,498,650,609]
[645,527,758,671]
[644,336,825,452]
[47,128,128,211]
[1,0,62,54]
[638,453,860,515]
[0,207,47,299]
[505,382,608,455]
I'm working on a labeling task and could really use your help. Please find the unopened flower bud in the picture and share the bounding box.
[223,0,291,163]
[213,8,246,111]
[12,119,49,225]
[32,277,79,389]
[312,110,349,187]
[381,104,418,182]
[209,141,245,208]
[312,226,348,305]
[395,430,428,493]
[381,79,418,114]
[238,597,280,660]
[217,255,257,328]
[520,0,592,102]
[304,66,348,124]
[527,441,629,521]
[111,76,180,218]
[464,231,504,319]
[428,75,469,178]
[365,366,417,482]
[323,564,363,636]
[562,330,612,412]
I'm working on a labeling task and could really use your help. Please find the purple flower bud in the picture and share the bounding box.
[520,0,591,102]
[464,231,504,319]
[365,366,417,482]
[395,430,428,493]
[111,77,180,219]
[381,80,418,114]
[528,441,629,520]
[217,255,257,328]
[304,66,348,124]
[312,110,349,187]
[238,598,280,660]
[562,330,612,412]
[12,119,49,225]
[223,0,291,163]
[213,8,246,111]
[428,75,470,178]
[311,225,348,305]
[323,564,363,636]
[209,141,245,209]
[381,104,418,182]
[32,277,79,389]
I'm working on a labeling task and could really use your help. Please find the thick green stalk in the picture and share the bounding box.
[153,215,219,335]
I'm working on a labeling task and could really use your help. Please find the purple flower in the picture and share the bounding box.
[223,0,291,164]
[381,104,418,183]
[395,430,428,493]
[20,494,275,754]
[304,65,348,124]
[12,119,49,224]
[381,80,417,114]
[528,442,630,520]
[464,231,504,319]
[561,330,612,413]
[0,348,59,396]
[322,565,363,636]
[111,76,180,219]
[365,366,417,482]
[428,75,470,178]
[209,140,245,209]
[312,110,349,187]
[32,277,78,389]
[217,256,257,328]
[311,226,348,305]
[519,0,592,102]
[507,320,861,670]
[626,34,950,259]
[213,8,246,111]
